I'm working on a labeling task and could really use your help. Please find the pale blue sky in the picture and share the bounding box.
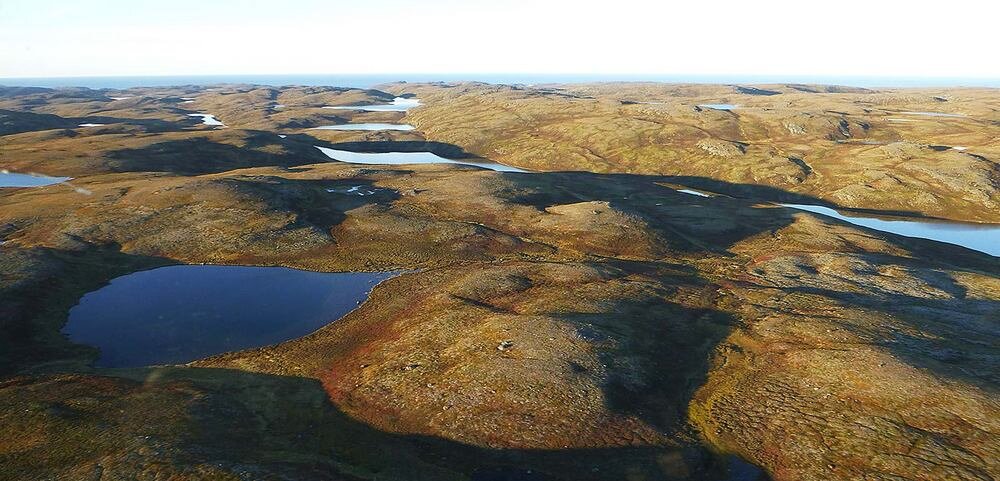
[2,0,998,78]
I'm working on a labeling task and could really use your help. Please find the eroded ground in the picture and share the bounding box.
[0,83,998,481]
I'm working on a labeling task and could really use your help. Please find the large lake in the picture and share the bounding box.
[63,265,397,368]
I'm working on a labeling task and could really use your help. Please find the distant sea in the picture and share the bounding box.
[1,74,998,89]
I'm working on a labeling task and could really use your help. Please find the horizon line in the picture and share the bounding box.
[3,72,1000,80]
[2,73,999,90]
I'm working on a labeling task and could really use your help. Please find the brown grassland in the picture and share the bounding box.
[0,82,997,481]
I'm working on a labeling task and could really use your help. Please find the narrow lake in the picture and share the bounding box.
[782,204,1000,256]
[0,171,71,187]
[315,146,526,172]
[672,188,999,256]
[699,104,738,110]
[897,111,965,118]
[310,123,415,131]
[63,265,398,368]
[323,97,421,112]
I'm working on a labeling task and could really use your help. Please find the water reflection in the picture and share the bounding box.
[315,146,526,172]
[783,204,999,256]
[0,171,72,188]
[323,97,421,112]
[188,113,225,126]
[699,104,738,111]
[310,123,415,131]
[63,265,398,367]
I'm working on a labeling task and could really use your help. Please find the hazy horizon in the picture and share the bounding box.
[2,0,997,79]
[2,73,999,90]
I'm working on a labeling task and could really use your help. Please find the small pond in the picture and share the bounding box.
[315,146,526,173]
[188,113,225,126]
[63,265,398,368]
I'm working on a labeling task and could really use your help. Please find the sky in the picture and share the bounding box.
[1,0,998,79]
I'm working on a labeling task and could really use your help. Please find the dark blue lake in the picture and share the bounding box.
[63,265,397,368]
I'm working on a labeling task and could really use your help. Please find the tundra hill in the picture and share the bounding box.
[0,84,997,481]
[383,82,1000,223]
